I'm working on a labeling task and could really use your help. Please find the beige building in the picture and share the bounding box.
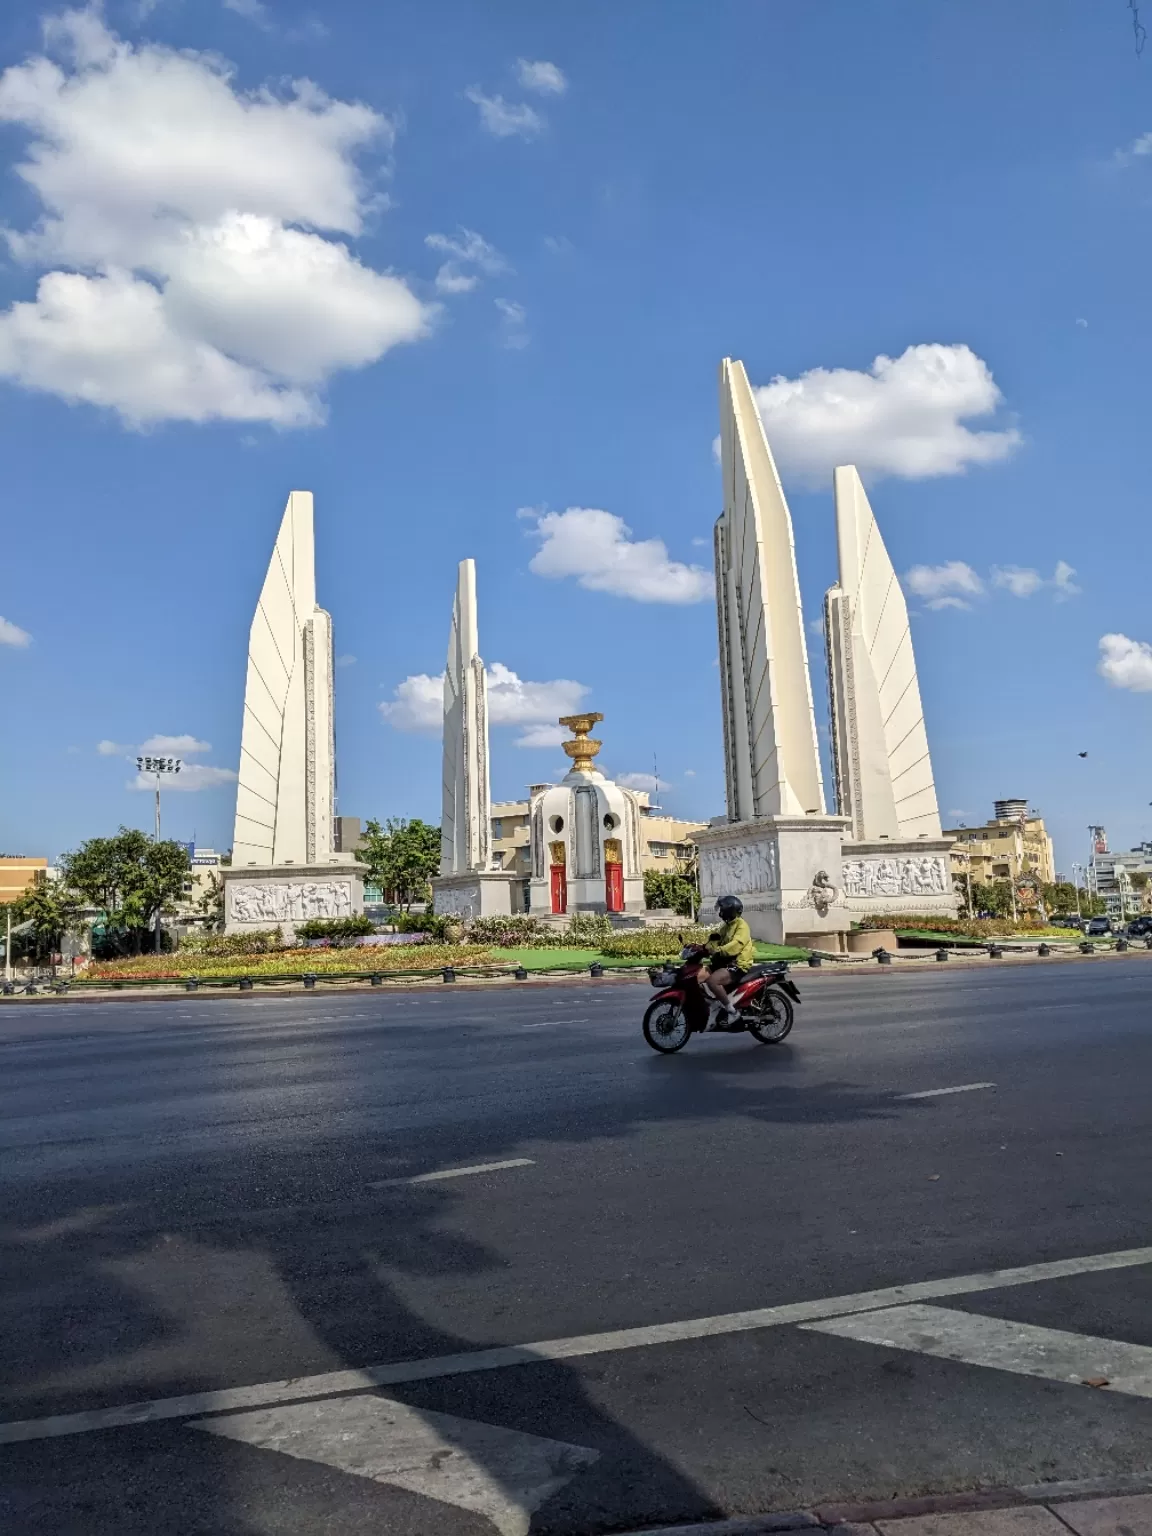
[491,789,706,906]
[944,801,1055,888]
[0,856,48,905]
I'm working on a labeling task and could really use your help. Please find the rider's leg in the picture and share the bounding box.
[704,966,740,1023]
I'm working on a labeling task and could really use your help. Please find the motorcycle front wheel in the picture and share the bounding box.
[748,987,794,1044]
[643,998,691,1053]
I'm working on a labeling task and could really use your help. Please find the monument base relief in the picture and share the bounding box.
[222,859,368,943]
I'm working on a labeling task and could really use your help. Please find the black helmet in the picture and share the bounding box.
[716,895,743,919]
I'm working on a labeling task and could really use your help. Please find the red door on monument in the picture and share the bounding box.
[605,862,623,912]
[550,865,567,914]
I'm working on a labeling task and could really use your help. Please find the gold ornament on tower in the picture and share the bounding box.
[559,712,604,774]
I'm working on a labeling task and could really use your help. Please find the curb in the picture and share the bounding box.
[610,1473,1152,1536]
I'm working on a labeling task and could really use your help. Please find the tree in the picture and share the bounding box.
[59,828,191,954]
[1042,881,1106,918]
[10,877,82,966]
[195,870,225,929]
[357,818,441,908]
[643,868,697,917]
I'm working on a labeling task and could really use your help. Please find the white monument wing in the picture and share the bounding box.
[828,466,941,841]
[440,559,491,876]
[715,358,825,821]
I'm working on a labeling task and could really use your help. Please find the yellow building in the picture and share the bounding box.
[490,790,706,900]
[0,856,48,904]
[944,802,1055,888]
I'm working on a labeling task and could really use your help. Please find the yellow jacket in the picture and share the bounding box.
[709,916,755,970]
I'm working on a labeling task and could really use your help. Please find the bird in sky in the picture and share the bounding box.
[1078,752,1088,758]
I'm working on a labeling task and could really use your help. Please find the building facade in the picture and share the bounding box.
[0,856,47,904]
[944,805,1055,887]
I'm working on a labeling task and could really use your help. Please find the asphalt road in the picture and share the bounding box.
[3,960,1152,1534]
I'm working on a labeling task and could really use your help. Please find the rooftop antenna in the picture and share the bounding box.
[650,751,663,812]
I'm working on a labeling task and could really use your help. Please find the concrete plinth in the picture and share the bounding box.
[223,859,367,943]
[431,871,520,920]
[695,814,852,945]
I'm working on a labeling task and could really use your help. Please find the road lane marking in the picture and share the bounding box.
[192,1394,598,1536]
[3,1244,1151,1444]
[521,1019,589,1028]
[802,1304,1152,1397]
[899,1082,996,1099]
[373,1158,536,1188]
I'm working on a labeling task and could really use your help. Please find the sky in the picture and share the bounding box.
[1,0,1151,880]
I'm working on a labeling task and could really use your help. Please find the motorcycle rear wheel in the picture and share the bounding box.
[748,988,794,1044]
[643,998,691,1053]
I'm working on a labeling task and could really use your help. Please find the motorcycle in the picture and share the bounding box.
[642,943,799,1053]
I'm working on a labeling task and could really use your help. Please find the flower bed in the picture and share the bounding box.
[83,944,494,981]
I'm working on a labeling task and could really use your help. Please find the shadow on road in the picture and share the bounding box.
[0,994,927,1533]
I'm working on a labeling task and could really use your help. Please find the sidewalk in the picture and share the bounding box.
[624,1480,1152,1536]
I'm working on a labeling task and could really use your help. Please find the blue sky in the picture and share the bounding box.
[1,0,1151,878]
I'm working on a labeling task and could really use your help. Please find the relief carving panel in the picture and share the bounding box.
[229,880,354,924]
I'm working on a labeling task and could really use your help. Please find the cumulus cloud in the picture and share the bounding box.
[751,344,1021,486]
[128,762,237,791]
[96,738,129,755]
[222,0,269,21]
[992,565,1044,598]
[0,12,433,427]
[1098,633,1152,693]
[617,772,671,794]
[524,507,712,604]
[516,59,567,95]
[992,561,1080,601]
[139,733,211,754]
[494,297,529,348]
[0,615,31,647]
[425,228,506,294]
[904,561,984,610]
[335,653,356,668]
[380,661,588,746]
[464,86,543,139]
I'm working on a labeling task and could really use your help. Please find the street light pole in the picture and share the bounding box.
[4,906,11,986]
[137,754,183,954]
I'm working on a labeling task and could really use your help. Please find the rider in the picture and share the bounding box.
[703,895,756,1027]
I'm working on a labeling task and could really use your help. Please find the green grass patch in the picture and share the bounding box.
[896,928,983,948]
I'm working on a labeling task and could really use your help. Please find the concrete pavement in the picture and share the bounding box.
[3,962,1152,1532]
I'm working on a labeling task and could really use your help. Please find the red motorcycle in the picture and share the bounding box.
[642,944,799,1053]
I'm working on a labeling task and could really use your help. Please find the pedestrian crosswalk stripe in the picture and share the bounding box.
[193,1395,598,1536]
[803,1304,1152,1396]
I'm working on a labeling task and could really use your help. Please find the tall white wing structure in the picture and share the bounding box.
[715,357,826,821]
[440,559,491,876]
[825,466,941,842]
[232,491,336,866]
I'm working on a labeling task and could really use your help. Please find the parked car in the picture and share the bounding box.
[1084,916,1113,937]
[1125,915,1152,938]
[1048,914,1083,930]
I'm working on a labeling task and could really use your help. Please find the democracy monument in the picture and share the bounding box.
[695,358,957,948]
[219,357,957,948]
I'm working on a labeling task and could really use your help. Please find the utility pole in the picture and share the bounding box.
[4,906,11,986]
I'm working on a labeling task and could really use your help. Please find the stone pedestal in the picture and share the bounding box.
[222,860,367,943]
[431,871,521,921]
[840,840,958,923]
[695,815,852,946]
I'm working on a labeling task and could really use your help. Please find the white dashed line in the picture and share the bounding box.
[899,1081,996,1099]
[373,1158,535,1188]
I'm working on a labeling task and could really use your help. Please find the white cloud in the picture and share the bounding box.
[1075,317,1088,328]
[96,738,129,755]
[992,565,1044,598]
[464,87,543,140]
[0,615,31,647]
[0,13,433,427]
[1098,633,1152,693]
[128,762,237,791]
[425,228,506,295]
[904,561,984,610]
[751,343,1021,486]
[516,59,566,95]
[139,733,211,754]
[380,661,588,745]
[222,0,269,21]
[524,507,713,604]
[495,297,529,349]
[618,772,671,793]
[992,561,1080,601]
[1053,560,1081,600]
[335,653,356,668]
